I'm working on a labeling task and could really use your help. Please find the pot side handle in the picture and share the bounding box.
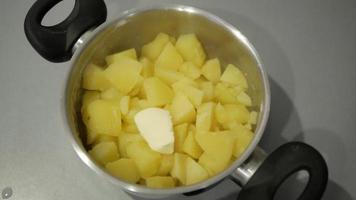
[237,142,328,200]
[24,0,107,63]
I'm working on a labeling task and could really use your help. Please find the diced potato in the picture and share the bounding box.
[169,94,196,125]
[198,152,229,176]
[128,75,144,96]
[142,33,170,61]
[170,153,188,185]
[220,64,248,89]
[93,135,118,145]
[224,104,250,124]
[104,58,143,94]
[195,131,234,174]
[198,81,214,102]
[201,58,221,83]
[214,83,237,104]
[89,141,119,165]
[120,96,130,115]
[196,102,215,132]
[86,100,121,136]
[81,91,101,125]
[105,159,140,183]
[156,155,174,176]
[146,176,175,188]
[182,130,203,159]
[236,91,252,106]
[244,123,252,130]
[126,141,162,178]
[173,123,189,153]
[172,81,203,108]
[155,42,184,71]
[138,99,153,109]
[139,57,154,78]
[101,88,123,101]
[118,133,143,157]
[249,111,258,125]
[175,34,206,67]
[123,108,139,125]
[154,67,184,85]
[179,62,201,79]
[82,64,111,91]
[185,157,209,185]
[122,123,139,133]
[215,103,233,125]
[144,77,174,107]
[105,48,137,65]
[86,130,99,145]
[169,36,176,44]
[229,123,254,158]
[129,97,141,110]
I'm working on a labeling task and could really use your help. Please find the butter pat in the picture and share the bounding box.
[134,108,174,154]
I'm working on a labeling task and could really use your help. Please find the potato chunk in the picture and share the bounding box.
[201,58,221,83]
[142,33,170,61]
[179,62,201,79]
[185,157,209,185]
[154,67,184,85]
[196,102,215,132]
[139,57,154,78]
[220,64,248,89]
[105,159,140,183]
[118,133,143,157]
[82,64,111,91]
[86,99,121,136]
[170,153,188,185]
[173,123,189,153]
[170,93,196,125]
[157,155,174,176]
[105,48,137,65]
[89,141,119,165]
[182,130,203,159]
[155,42,184,71]
[172,81,203,108]
[175,34,206,67]
[144,77,174,106]
[146,176,175,188]
[104,58,143,94]
[126,141,162,178]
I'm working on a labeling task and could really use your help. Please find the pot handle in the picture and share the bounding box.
[237,142,328,200]
[24,0,107,62]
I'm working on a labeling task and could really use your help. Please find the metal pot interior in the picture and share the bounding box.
[64,5,269,195]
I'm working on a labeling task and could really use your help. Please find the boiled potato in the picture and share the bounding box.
[198,81,214,102]
[122,123,139,133]
[118,133,143,157]
[127,141,162,178]
[144,77,174,106]
[198,152,228,176]
[106,159,140,183]
[101,88,123,101]
[214,83,237,104]
[179,62,201,79]
[173,123,189,153]
[220,64,248,89]
[93,135,118,145]
[146,176,175,188]
[119,96,130,115]
[81,91,101,126]
[169,94,196,125]
[155,42,184,71]
[104,58,143,94]
[182,130,203,159]
[172,80,203,108]
[185,157,209,185]
[201,58,221,83]
[105,48,137,65]
[154,67,184,85]
[170,153,188,185]
[249,111,258,125]
[175,34,206,67]
[224,104,250,124]
[82,64,111,91]
[89,141,119,165]
[139,57,154,78]
[236,91,252,106]
[142,33,170,61]
[196,102,215,132]
[156,154,174,176]
[228,123,254,158]
[86,99,121,136]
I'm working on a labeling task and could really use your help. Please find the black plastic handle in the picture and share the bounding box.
[238,142,328,200]
[24,0,107,62]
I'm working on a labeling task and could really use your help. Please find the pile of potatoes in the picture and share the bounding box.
[81,33,258,188]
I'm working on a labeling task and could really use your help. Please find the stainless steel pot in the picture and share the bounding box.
[24,1,328,199]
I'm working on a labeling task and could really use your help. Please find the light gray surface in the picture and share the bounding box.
[0,0,355,199]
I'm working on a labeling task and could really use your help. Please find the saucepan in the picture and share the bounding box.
[24,0,328,199]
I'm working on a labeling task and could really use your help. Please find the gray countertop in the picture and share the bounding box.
[1,0,355,199]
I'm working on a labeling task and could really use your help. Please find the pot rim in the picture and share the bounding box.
[62,4,271,195]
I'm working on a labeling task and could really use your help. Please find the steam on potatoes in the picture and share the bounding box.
[81,33,258,188]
